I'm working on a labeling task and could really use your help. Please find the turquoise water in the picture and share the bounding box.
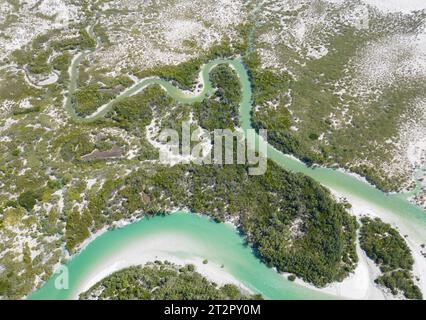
[30,29,426,299]
[29,213,331,300]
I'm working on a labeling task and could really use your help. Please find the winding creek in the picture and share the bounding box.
[29,22,426,300]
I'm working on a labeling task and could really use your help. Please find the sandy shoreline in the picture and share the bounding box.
[289,236,386,300]
[75,256,252,300]
[329,189,426,299]
[72,232,252,299]
[279,188,426,300]
[67,200,425,300]
[54,182,426,301]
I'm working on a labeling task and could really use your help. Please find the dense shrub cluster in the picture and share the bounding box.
[360,217,422,299]
[79,261,261,300]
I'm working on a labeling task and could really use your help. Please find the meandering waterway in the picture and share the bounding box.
[30,19,426,300]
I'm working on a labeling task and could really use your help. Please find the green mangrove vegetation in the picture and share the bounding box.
[249,9,426,192]
[194,64,241,131]
[50,59,359,287]
[3,2,424,301]
[360,217,422,299]
[79,261,262,300]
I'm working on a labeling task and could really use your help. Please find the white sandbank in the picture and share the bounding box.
[326,0,426,13]
[280,186,426,300]
[68,191,426,301]
[72,232,251,299]
[290,239,385,300]
[329,188,426,299]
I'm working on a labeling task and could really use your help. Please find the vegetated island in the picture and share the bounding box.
[359,217,422,300]
[79,261,262,300]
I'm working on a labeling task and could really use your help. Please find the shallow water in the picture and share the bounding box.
[29,213,331,300]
